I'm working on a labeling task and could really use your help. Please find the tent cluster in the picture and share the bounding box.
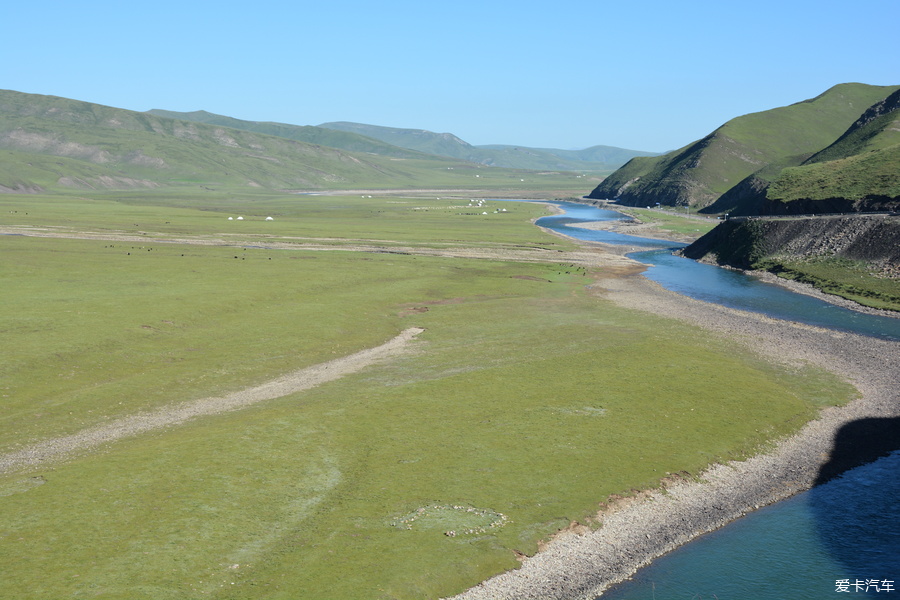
[466,199,508,215]
[227,216,274,221]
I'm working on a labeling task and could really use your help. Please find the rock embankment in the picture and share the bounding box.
[683,215,900,276]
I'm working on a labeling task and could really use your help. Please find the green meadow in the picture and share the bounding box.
[0,192,854,599]
[758,256,900,312]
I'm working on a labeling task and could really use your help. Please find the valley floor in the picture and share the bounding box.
[3,210,896,598]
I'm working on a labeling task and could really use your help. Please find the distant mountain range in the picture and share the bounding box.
[1,89,632,194]
[4,85,896,210]
[317,121,656,171]
[144,112,654,172]
[588,83,900,215]
[145,110,431,160]
[0,90,457,193]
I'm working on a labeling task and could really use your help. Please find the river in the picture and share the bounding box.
[532,201,900,599]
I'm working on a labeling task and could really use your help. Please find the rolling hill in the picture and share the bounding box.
[715,87,900,215]
[145,109,430,160]
[587,83,900,213]
[0,90,588,194]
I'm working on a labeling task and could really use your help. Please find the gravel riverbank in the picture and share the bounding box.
[446,238,899,600]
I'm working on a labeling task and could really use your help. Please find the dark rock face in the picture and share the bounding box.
[683,216,900,274]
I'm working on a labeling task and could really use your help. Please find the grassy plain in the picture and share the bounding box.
[0,191,854,599]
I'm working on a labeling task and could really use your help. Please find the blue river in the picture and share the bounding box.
[531,201,900,599]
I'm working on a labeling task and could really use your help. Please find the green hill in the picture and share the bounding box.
[761,89,900,213]
[712,88,900,215]
[320,121,474,159]
[318,121,651,171]
[146,109,429,159]
[478,144,657,170]
[806,87,900,164]
[588,83,900,211]
[0,90,587,194]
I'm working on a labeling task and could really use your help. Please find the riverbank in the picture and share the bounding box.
[563,215,701,244]
[570,213,900,318]
[446,232,899,599]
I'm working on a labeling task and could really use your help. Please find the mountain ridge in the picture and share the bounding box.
[318,121,655,171]
[0,89,553,193]
[145,110,432,160]
[587,83,900,213]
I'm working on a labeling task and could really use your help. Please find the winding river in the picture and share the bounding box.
[533,201,900,599]
[536,201,900,342]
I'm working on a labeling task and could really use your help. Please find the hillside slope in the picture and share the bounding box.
[146,109,429,159]
[806,87,900,164]
[710,88,900,215]
[587,83,900,210]
[0,90,545,193]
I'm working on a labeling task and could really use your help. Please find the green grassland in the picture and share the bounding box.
[758,256,900,312]
[0,192,855,599]
[588,83,900,209]
[0,191,577,249]
[767,144,900,203]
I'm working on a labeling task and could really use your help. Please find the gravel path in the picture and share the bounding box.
[446,247,899,600]
[0,327,425,475]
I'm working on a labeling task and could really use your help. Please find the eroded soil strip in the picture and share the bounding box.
[0,327,424,474]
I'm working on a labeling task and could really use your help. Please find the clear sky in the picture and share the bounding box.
[4,0,898,153]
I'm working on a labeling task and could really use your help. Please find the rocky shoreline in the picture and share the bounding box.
[446,233,899,599]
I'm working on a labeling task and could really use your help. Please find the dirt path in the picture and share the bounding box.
[0,327,425,475]
[0,225,635,270]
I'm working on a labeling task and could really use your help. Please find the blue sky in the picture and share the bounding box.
[5,0,898,152]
